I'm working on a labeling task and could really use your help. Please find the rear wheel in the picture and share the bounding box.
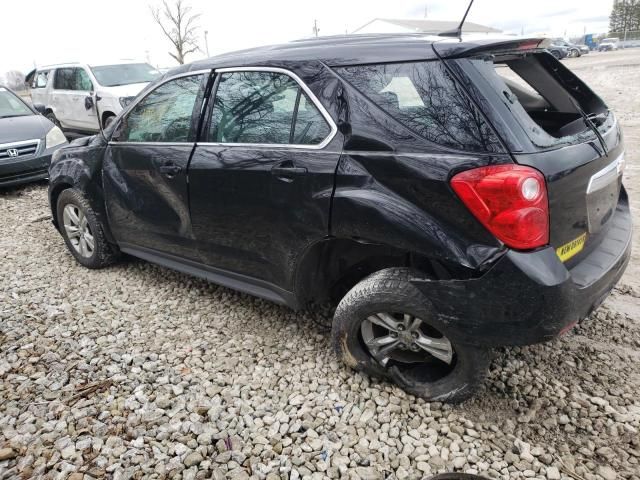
[332,268,490,403]
[56,189,119,269]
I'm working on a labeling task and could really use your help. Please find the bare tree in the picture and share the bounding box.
[151,0,201,65]
[2,71,26,91]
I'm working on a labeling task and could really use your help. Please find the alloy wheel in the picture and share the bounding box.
[63,204,95,258]
[360,312,454,368]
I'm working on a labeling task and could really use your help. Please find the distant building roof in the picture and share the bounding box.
[353,18,501,35]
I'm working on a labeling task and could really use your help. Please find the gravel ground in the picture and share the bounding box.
[2,49,640,480]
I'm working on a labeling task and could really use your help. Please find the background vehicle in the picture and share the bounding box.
[552,38,587,57]
[547,42,570,59]
[0,86,67,187]
[598,37,620,51]
[26,61,160,135]
[48,35,631,402]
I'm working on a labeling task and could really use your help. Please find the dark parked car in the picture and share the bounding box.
[552,38,589,57]
[547,42,570,59]
[0,86,68,187]
[48,35,631,402]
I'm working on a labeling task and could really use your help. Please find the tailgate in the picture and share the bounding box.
[515,128,624,264]
[446,49,624,264]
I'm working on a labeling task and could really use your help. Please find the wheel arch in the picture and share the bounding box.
[293,237,476,307]
[48,143,116,244]
[49,180,74,230]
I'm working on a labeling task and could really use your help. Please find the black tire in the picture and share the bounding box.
[551,50,561,59]
[56,188,120,269]
[332,268,490,403]
[46,112,61,129]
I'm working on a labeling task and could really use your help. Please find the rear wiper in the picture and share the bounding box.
[569,97,608,156]
[587,110,609,126]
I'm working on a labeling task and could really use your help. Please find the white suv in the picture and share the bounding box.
[28,61,160,134]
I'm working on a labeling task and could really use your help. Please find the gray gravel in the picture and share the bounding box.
[2,50,640,480]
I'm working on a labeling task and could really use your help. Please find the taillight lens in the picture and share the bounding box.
[450,165,549,250]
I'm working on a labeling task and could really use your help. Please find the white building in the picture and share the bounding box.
[353,18,501,35]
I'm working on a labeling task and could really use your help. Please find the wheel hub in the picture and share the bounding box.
[360,312,454,367]
[62,204,95,258]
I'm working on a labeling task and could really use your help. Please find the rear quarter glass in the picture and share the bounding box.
[334,61,504,153]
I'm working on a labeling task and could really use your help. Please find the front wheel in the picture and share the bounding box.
[56,189,120,269]
[332,268,490,403]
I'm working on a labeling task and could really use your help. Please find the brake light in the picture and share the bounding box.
[451,165,549,250]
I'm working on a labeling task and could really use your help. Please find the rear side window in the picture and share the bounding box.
[117,74,204,143]
[336,61,502,153]
[208,70,331,146]
[54,68,93,91]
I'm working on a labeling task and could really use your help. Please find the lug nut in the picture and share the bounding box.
[411,344,420,351]
[390,332,398,338]
[397,325,405,331]
[411,332,419,339]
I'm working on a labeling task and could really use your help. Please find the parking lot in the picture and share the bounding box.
[1,49,640,480]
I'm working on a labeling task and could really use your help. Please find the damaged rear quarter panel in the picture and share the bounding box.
[331,151,509,270]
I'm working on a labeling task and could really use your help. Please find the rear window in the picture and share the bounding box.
[336,61,503,153]
[453,53,614,150]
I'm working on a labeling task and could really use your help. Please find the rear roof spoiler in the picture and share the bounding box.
[434,37,553,59]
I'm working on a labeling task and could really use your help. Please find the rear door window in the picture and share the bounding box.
[54,68,93,91]
[336,61,502,153]
[208,70,332,146]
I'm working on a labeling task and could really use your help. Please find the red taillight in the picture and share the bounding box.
[450,165,549,250]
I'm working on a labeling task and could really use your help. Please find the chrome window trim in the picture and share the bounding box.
[108,69,212,146]
[586,152,624,194]
[198,66,338,150]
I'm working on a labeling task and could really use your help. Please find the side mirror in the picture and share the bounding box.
[84,96,94,110]
[33,103,46,114]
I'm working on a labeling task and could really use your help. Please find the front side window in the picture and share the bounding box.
[337,61,502,153]
[33,71,49,89]
[54,68,93,91]
[208,70,331,146]
[117,74,203,143]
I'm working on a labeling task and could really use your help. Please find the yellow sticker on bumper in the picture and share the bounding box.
[556,233,587,262]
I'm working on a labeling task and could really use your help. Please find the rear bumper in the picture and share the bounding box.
[412,190,632,347]
[0,144,64,188]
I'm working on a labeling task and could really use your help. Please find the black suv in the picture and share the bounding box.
[49,35,632,402]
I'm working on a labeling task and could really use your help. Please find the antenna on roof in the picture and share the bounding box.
[438,0,474,38]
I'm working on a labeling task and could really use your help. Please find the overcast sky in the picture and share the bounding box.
[0,0,612,75]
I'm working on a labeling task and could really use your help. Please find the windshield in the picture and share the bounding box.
[90,63,160,87]
[0,88,33,118]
